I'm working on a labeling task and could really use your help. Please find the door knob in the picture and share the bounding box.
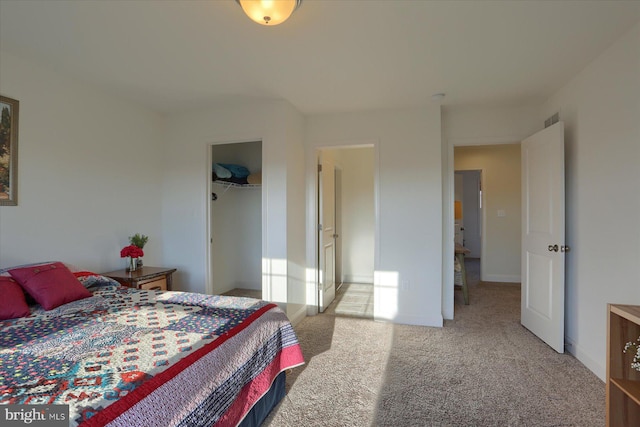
[548,244,559,252]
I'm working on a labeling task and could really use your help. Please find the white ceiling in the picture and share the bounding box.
[1,1,639,115]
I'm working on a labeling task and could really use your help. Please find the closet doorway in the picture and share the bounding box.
[318,146,375,318]
[209,141,262,298]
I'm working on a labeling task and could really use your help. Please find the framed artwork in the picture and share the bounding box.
[0,95,19,206]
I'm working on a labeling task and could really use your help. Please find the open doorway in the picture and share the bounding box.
[454,169,482,296]
[317,146,375,318]
[452,144,522,307]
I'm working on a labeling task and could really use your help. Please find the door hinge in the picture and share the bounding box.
[318,224,323,231]
[318,164,322,172]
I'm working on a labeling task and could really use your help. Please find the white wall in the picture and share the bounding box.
[332,147,375,284]
[162,99,306,321]
[284,102,307,323]
[211,187,261,293]
[443,104,540,146]
[306,107,443,327]
[455,144,522,282]
[538,22,640,380]
[0,51,163,272]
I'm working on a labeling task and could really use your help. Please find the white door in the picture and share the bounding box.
[318,157,336,312]
[521,122,566,353]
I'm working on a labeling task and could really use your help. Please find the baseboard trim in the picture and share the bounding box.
[375,312,443,328]
[343,274,374,284]
[482,274,521,283]
[288,304,308,327]
[565,336,605,382]
[306,305,318,316]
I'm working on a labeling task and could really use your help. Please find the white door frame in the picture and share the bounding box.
[305,141,380,316]
[205,138,265,296]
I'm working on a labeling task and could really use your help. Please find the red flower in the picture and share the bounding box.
[120,245,144,258]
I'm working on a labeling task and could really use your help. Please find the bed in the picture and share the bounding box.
[0,262,304,426]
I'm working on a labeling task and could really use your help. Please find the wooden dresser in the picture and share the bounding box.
[102,266,177,291]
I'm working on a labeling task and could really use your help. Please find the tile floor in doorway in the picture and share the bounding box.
[325,282,374,318]
[222,282,375,319]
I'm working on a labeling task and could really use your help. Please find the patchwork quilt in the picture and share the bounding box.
[0,275,304,426]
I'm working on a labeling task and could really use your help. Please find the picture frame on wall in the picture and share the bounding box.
[0,95,19,206]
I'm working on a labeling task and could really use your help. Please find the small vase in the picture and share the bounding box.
[127,257,138,272]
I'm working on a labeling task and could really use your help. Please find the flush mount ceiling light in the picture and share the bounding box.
[236,0,302,26]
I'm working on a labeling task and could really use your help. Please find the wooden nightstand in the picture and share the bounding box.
[102,266,177,291]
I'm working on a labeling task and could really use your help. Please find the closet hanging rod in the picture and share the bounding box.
[211,181,261,200]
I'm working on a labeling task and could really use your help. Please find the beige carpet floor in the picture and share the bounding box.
[264,263,604,426]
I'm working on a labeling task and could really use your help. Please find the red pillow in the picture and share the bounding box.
[0,276,31,320]
[9,262,92,310]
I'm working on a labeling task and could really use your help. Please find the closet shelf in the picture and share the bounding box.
[213,181,261,189]
[212,180,261,198]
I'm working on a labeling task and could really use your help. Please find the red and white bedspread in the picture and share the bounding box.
[0,275,304,426]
